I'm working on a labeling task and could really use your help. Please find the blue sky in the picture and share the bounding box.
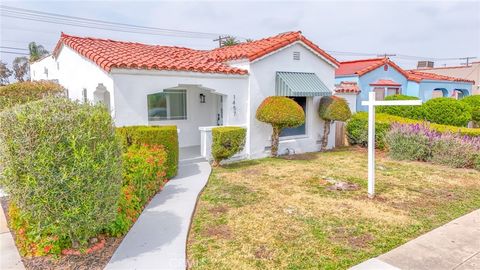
[1,0,479,70]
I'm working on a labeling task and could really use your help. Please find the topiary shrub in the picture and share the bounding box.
[376,94,425,119]
[0,80,65,111]
[256,96,305,156]
[106,144,167,236]
[116,126,178,178]
[318,96,351,150]
[0,98,122,256]
[211,126,246,166]
[423,98,472,127]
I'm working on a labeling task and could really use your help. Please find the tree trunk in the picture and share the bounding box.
[321,120,332,150]
[271,126,280,157]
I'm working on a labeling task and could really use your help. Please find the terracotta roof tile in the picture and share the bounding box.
[53,31,338,75]
[336,57,409,78]
[406,70,474,83]
[335,81,360,93]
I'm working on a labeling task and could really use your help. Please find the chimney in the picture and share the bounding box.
[417,61,434,69]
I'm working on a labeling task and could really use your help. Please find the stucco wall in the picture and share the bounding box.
[248,42,337,158]
[30,55,59,81]
[111,70,248,147]
[416,81,473,101]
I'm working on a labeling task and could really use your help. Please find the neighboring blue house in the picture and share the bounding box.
[334,58,474,112]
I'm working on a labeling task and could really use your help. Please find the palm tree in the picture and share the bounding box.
[28,42,49,62]
[221,36,240,47]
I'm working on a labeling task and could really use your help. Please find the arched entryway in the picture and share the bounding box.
[432,88,447,98]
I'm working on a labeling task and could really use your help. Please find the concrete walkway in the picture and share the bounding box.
[0,191,25,270]
[106,146,211,270]
[350,209,480,270]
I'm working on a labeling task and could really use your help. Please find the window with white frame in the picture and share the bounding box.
[280,96,307,137]
[148,89,187,121]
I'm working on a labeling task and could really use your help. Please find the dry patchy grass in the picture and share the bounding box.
[187,147,480,270]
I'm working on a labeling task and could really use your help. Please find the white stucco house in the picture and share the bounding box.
[30,31,340,159]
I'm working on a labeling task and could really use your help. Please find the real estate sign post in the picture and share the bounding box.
[361,92,422,198]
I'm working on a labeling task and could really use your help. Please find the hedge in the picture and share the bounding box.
[460,95,480,109]
[422,98,472,127]
[0,81,65,111]
[376,94,424,119]
[116,126,178,178]
[346,112,480,148]
[212,126,246,166]
[106,144,167,236]
[0,98,122,256]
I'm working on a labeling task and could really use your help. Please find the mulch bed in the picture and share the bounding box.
[0,197,123,270]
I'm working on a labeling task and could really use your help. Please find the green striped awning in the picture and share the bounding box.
[275,72,331,97]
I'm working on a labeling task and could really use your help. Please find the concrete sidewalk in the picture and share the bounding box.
[351,209,480,270]
[106,147,211,270]
[0,192,25,270]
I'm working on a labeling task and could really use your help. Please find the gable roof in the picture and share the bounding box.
[406,70,474,84]
[207,31,339,66]
[53,31,338,75]
[370,79,401,87]
[335,57,409,78]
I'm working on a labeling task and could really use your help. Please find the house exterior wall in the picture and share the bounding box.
[417,63,480,95]
[415,81,473,101]
[110,70,248,147]
[248,42,336,158]
[30,55,59,81]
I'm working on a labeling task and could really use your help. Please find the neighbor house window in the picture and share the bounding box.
[373,87,385,100]
[280,96,306,137]
[386,87,400,96]
[148,89,187,121]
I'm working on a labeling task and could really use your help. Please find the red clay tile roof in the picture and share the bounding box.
[53,31,338,75]
[406,70,474,83]
[335,81,360,93]
[369,79,401,87]
[336,57,409,78]
[207,31,339,66]
[53,33,247,74]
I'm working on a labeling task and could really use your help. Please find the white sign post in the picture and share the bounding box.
[361,92,422,198]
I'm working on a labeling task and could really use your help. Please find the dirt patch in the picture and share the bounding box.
[202,225,232,239]
[241,169,262,176]
[330,227,374,249]
[279,153,317,161]
[254,245,273,260]
[208,205,229,215]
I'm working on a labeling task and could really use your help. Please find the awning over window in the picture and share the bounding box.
[275,71,331,97]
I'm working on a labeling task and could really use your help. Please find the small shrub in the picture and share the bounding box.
[318,96,351,149]
[212,127,246,166]
[385,123,432,161]
[0,98,122,256]
[376,94,424,119]
[423,98,472,127]
[106,144,167,236]
[430,133,480,168]
[256,96,305,156]
[460,95,480,110]
[117,126,178,178]
[0,81,65,111]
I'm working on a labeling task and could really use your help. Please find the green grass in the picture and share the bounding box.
[187,148,480,270]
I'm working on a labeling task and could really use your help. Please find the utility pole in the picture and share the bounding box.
[460,56,477,66]
[213,35,229,48]
[377,53,396,58]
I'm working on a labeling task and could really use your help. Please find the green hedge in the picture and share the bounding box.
[376,94,424,119]
[0,98,122,256]
[116,126,178,178]
[423,98,472,127]
[346,112,480,148]
[212,126,246,166]
[107,144,168,236]
[0,81,65,111]
[460,95,480,109]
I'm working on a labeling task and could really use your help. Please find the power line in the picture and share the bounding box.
[0,46,28,51]
[0,5,242,39]
[0,51,29,56]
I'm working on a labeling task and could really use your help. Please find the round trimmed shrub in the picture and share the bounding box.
[0,98,122,255]
[460,95,480,110]
[256,96,305,156]
[0,80,65,111]
[212,126,246,166]
[318,96,351,149]
[423,98,472,127]
[376,94,424,119]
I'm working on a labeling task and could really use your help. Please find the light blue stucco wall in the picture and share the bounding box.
[356,64,408,111]
[416,81,472,101]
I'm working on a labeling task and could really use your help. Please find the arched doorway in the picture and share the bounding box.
[432,88,447,98]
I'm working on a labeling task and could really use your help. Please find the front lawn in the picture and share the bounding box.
[187,147,480,269]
